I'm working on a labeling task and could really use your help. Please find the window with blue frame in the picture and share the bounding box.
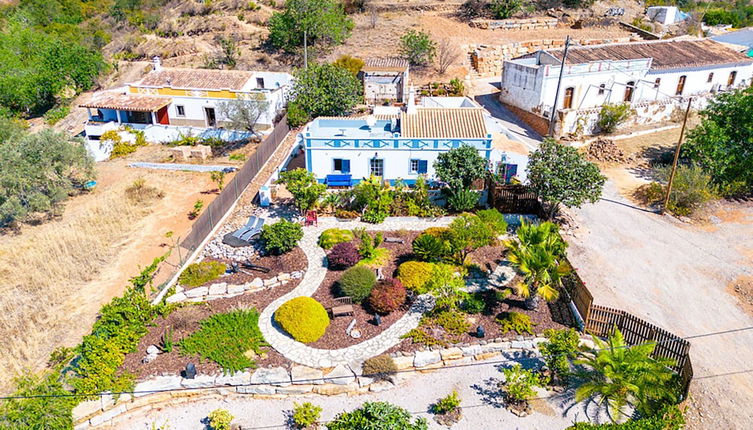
[409,159,428,174]
[500,163,518,183]
[333,158,350,173]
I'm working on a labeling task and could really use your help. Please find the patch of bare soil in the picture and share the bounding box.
[122,278,302,379]
[727,276,753,318]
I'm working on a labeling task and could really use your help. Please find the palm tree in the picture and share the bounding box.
[574,327,678,422]
[505,220,569,310]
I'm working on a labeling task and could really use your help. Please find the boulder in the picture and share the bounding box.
[511,340,534,350]
[247,278,264,289]
[180,374,216,388]
[324,364,355,385]
[440,347,463,361]
[208,283,227,295]
[251,367,291,387]
[215,371,251,386]
[392,356,415,370]
[263,277,278,287]
[278,273,291,281]
[133,375,182,397]
[227,284,245,295]
[166,292,187,303]
[291,365,324,385]
[72,400,101,420]
[146,345,160,355]
[413,350,441,368]
[237,384,275,395]
[184,287,209,298]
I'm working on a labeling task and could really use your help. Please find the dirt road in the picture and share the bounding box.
[565,180,753,429]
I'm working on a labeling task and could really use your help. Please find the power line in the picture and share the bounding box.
[3,324,753,401]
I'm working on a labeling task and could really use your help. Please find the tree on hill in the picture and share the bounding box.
[268,0,353,65]
[286,63,361,126]
[527,138,605,218]
[681,87,753,196]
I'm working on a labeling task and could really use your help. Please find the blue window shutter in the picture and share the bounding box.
[504,164,518,182]
[342,159,350,173]
[418,160,428,174]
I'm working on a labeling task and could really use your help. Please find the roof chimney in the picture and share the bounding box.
[152,56,162,72]
[407,85,417,115]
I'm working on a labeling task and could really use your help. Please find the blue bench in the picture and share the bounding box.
[326,174,352,187]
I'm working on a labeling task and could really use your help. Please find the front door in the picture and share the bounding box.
[624,81,635,102]
[204,107,217,127]
[156,106,170,125]
[563,87,574,109]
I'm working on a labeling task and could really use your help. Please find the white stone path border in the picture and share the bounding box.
[257,217,455,368]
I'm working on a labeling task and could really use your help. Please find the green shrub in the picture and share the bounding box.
[275,297,329,343]
[43,105,70,125]
[362,355,398,381]
[368,279,406,314]
[424,226,449,238]
[319,228,354,249]
[278,168,326,213]
[338,266,377,303]
[460,292,486,314]
[476,208,508,238]
[433,310,471,338]
[261,220,304,255]
[0,371,77,430]
[502,364,549,404]
[540,328,580,383]
[496,311,534,335]
[354,229,390,267]
[208,408,234,430]
[327,401,428,430]
[703,9,741,27]
[178,261,226,288]
[446,189,479,212]
[426,264,468,311]
[292,402,322,429]
[229,153,246,161]
[353,177,393,223]
[287,101,310,127]
[490,0,521,19]
[655,164,717,216]
[399,29,436,68]
[357,247,390,268]
[397,261,435,293]
[401,327,447,347]
[565,405,685,429]
[178,309,267,373]
[333,54,365,77]
[412,233,448,262]
[597,103,632,134]
[432,390,461,414]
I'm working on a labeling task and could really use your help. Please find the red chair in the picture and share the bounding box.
[304,210,318,226]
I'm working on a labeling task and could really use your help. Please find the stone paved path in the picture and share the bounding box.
[257,217,454,368]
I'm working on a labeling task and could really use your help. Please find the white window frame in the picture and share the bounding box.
[369,158,384,178]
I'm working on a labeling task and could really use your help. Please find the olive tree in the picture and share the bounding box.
[216,99,270,137]
[527,138,605,218]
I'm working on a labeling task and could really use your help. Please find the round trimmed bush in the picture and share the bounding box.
[369,279,406,314]
[397,261,435,293]
[337,266,377,303]
[318,228,354,249]
[327,242,361,270]
[274,297,330,343]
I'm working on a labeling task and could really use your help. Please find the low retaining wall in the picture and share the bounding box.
[165,271,304,303]
[470,17,558,30]
[73,335,595,428]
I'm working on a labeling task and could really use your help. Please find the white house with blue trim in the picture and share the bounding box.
[300,95,496,186]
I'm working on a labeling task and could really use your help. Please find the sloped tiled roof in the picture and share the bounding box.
[363,58,410,72]
[80,92,171,112]
[547,39,752,70]
[134,68,254,90]
[401,108,487,139]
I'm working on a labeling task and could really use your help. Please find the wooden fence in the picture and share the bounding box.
[488,183,544,216]
[180,117,290,251]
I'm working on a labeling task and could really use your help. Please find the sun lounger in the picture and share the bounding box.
[221,216,265,247]
[237,217,265,241]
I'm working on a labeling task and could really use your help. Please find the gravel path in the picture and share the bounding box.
[257,217,454,368]
[112,356,604,430]
[565,180,753,430]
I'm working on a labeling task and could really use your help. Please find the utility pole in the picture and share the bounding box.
[303,30,308,69]
[548,35,571,137]
[662,97,693,215]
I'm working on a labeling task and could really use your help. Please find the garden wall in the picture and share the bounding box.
[469,17,559,30]
[72,335,570,428]
[164,270,305,304]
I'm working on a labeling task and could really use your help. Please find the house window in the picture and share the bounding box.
[126,110,151,124]
[369,158,384,178]
[624,81,635,102]
[333,158,350,174]
[654,78,661,88]
[598,84,605,95]
[256,77,264,89]
[410,159,428,174]
[676,75,686,95]
[500,163,518,184]
[728,71,737,86]
[176,105,185,116]
[707,72,714,83]
[563,87,574,109]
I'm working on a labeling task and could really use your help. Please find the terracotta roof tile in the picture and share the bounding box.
[548,39,752,70]
[80,92,171,112]
[363,58,410,72]
[400,108,488,139]
[135,68,254,90]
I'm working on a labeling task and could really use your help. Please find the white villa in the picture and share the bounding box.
[299,93,528,187]
[499,39,753,136]
[81,58,293,158]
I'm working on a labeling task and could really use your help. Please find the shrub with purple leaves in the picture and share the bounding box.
[327,242,361,270]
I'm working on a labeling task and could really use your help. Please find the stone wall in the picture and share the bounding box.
[165,270,304,304]
[74,335,594,428]
[469,17,558,31]
[467,37,635,77]
[502,102,552,137]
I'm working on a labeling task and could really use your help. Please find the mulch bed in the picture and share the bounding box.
[309,230,418,349]
[202,246,307,286]
[122,279,302,379]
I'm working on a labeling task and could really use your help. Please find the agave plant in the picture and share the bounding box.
[504,220,570,310]
[574,327,678,422]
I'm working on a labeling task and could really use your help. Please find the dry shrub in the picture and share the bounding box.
[125,178,165,204]
[362,354,397,381]
[0,185,157,392]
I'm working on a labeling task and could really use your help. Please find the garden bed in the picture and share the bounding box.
[198,246,307,287]
[122,278,302,379]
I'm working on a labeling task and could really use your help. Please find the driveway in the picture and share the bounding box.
[470,76,542,151]
[565,180,753,429]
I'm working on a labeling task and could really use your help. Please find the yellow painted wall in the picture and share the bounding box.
[128,86,266,100]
